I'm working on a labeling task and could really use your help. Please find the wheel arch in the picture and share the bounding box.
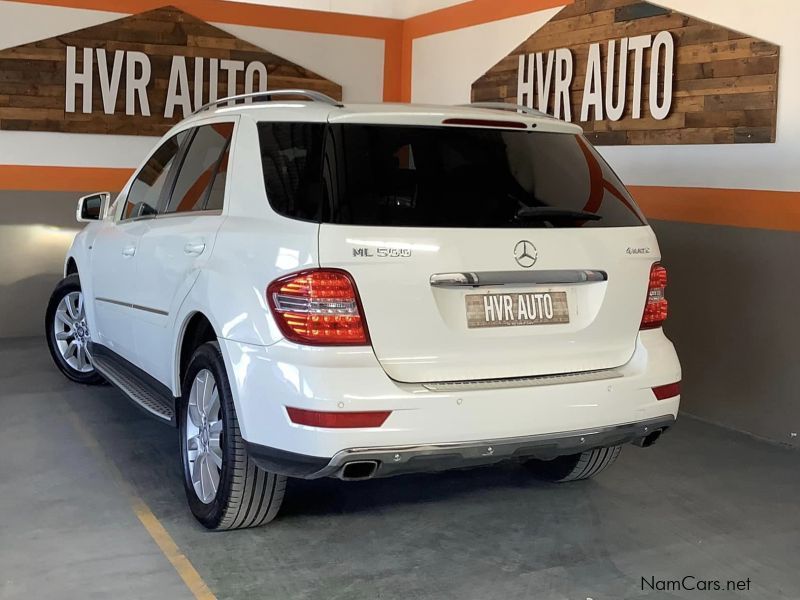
[65,256,78,277]
[175,311,218,395]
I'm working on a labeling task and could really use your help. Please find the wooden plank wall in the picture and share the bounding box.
[0,6,342,136]
[471,0,779,145]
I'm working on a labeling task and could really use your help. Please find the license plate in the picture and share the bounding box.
[465,292,569,328]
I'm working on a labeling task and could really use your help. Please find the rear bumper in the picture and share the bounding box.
[245,414,675,479]
[220,328,681,463]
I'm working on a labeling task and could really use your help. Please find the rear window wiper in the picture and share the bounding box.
[514,206,602,222]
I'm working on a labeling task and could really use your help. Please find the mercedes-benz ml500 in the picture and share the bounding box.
[46,90,681,530]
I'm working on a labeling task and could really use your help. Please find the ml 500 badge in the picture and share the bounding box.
[353,247,411,258]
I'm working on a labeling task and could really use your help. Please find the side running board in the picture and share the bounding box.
[88,342,176,425]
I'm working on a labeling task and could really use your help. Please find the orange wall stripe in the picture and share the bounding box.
[0,165,132,192]
[403,0,571,39]
[382,26,404,102]
[630,186,800,233]
[4,0,400,38]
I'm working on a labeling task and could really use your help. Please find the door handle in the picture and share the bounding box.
[122,245,136,257]
[184,241,206,256]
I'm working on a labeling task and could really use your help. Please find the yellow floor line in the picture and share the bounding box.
[66,408,217,600]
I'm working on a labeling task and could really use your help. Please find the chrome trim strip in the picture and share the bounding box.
[306,415,677,479]
[421,368,622,391]
[95,297,128,308]
[96,297,168,316]
[132,303,169,316]
[155,209,222,220]
[429,270,607,288]
[119,215,156,224]
[120,209,223,224]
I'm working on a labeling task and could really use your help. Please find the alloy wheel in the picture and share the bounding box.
[53,291,93,373]
[185,369,223,504]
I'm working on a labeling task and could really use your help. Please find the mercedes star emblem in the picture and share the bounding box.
[514,240,538,268]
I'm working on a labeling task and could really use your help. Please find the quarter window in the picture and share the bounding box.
[122,131,188,221]
[165,123,234,214]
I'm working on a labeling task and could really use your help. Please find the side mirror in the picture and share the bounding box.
[77,192,111,223]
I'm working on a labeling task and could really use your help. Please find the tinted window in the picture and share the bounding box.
[205,138,231,211]
[258,122,325,221]
[326,125,645,228]
[258,122,645,228]
[165,123,234,214]
[123,131,188,220]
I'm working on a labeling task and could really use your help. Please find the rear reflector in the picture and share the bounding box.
[641,263,668,329]
[442,118,528,129]
[652,381,680,400]
[286,407,391,428]
[267,269,369,346]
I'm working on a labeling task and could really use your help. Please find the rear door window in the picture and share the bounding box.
[257,122,645,228]
[165,122,234,214]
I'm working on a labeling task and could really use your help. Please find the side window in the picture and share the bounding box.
[164,122,234,214]
[258,122,325,221]
[122,131,188,221]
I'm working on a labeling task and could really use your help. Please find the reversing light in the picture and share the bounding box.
[267,269,369,345]
[640,263,668,329]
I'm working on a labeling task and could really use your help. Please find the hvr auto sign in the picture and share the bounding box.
[516,32,674,122]
[64,47,269,118]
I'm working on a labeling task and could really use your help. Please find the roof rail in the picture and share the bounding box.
[461,102,550,118]
[192,89,343,115]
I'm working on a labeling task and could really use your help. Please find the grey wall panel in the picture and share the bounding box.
[652,220,800,448]
[0,190,89,338]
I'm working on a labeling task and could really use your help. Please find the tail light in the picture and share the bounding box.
[267,269,369,345]
[640,263,668,329]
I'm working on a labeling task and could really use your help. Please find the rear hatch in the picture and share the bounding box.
[258,113,656,383]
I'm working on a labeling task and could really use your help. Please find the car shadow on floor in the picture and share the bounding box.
[280,464,567,519]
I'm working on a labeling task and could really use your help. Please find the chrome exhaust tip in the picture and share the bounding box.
[340,460,379,480]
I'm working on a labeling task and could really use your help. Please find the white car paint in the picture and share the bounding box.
[65,100,681,461]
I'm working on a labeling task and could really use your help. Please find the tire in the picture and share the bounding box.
[45,274,104,385]
[178,341,286,530]
[525,445,622,482]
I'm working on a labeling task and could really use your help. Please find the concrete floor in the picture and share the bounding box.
[1,337,799,600]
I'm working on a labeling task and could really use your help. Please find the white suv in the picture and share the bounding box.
[46,90,681,530]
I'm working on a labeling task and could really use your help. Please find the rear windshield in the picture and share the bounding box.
[257,122,645,228]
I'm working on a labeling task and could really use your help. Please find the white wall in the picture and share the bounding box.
[410,0,800,192]
[221,0,467,19]
[220,24,384,103]
[0,0,384,170]
[412,8,562,105]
